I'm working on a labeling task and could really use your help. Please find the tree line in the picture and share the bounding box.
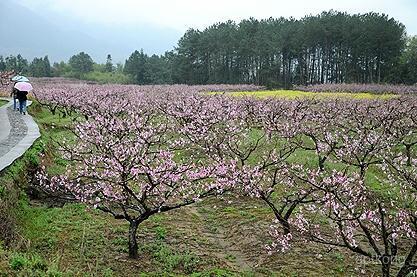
[173,11,413,87]
[0,54,51,77]
[2,11,417,87]
[0,52,130,84]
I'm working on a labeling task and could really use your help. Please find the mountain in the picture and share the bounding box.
[0,1,182,63]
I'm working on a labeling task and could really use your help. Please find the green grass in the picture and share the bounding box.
[0,100,8,107]
[211,90,397,99]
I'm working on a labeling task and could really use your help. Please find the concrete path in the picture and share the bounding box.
[0,98,41,172]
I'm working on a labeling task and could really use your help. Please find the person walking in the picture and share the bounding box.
[13,81,33,115]
[16,89,28,115]
[10,84,19,111]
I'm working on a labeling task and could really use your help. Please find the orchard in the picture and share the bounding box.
[32,83,417,276]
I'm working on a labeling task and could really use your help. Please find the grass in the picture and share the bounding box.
[0,100,8,107]
[0,101,388,276]
[3,196,373,276]
[211,90,397,99]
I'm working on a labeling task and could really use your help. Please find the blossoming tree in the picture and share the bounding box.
[37,101,224,258]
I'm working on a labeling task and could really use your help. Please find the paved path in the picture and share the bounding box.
[0,98,41,172]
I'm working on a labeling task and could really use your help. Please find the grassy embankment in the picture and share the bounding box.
[0,91,388,276]
[0,100,8,107]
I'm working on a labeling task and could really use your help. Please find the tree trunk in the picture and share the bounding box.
[397,266,416,277]
[318,156,327,172]
[359,164,367,179]
[380,256,391,277]
[396,243,417,277]
[263,197,290,234]
[405,144,412,167]
[128,220,139,259]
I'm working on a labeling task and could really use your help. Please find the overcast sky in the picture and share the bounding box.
[16,0,417,35]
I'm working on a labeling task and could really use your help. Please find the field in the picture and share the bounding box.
[0,83,416,276]
[212,90,397,99]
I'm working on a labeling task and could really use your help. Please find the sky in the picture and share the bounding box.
[2,0,416,62]
[16,0,417,35]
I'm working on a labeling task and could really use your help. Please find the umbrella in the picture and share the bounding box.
[11,75,30,82]
[14,82,33,91]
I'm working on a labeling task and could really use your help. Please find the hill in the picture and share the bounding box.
[0,1,181,62]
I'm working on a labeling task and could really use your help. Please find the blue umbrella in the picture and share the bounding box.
[11,75,30,82]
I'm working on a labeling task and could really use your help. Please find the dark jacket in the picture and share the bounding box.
[16,90,28,101]
[10,87,18,98]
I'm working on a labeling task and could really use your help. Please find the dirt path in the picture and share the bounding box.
[185,205,257,272]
